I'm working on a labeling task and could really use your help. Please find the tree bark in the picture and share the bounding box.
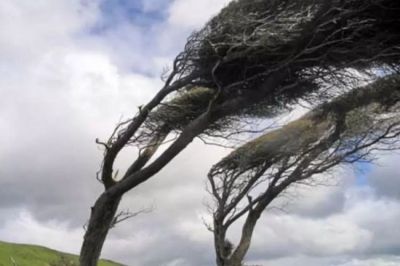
[80,192,122,266]
[214,221,228,266]
[228,212,258,266]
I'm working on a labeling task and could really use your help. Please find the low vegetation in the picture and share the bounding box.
[0,241,121,266]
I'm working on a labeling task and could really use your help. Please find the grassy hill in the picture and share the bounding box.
[0,241,123,266]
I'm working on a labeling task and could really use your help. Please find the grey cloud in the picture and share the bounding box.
[0,0,159,227]
[271,176,349,218]
[244,188,400,262]
[367,155,400,200]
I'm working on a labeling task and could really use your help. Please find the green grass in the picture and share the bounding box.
[0,241,123,266]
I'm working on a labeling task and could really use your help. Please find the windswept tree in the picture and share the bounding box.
[208,75,400,266]
[80,0,400,265]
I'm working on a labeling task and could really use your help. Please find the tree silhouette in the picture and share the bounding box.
[208,75,400,266]
[79,0,400,265]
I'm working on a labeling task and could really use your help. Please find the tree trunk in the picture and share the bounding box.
[228,212,259,266]
[214,223,228,266]
[79,192,121,266]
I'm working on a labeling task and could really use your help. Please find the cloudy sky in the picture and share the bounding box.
[1,1,400,266]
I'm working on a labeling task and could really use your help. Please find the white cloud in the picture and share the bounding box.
[336,257,400,266]
[0,210,82,254]
[0,0,98,64]
[167,0,231,29]
[250,212,372,257]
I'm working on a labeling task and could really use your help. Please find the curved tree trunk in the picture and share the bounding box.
[79,192,121,266]
[228,213,258,266]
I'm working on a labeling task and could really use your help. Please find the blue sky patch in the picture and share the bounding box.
[92,0,170,33]
[353,161,373,186]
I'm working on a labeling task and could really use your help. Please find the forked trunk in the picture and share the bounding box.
[79,192,121,266]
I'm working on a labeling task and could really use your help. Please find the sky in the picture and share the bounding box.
[0,1,400,265]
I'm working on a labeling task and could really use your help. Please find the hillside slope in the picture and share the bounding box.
[0,241,123,266]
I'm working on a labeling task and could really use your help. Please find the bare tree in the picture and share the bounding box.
[79,0,400,265]
[208,75,400,266]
